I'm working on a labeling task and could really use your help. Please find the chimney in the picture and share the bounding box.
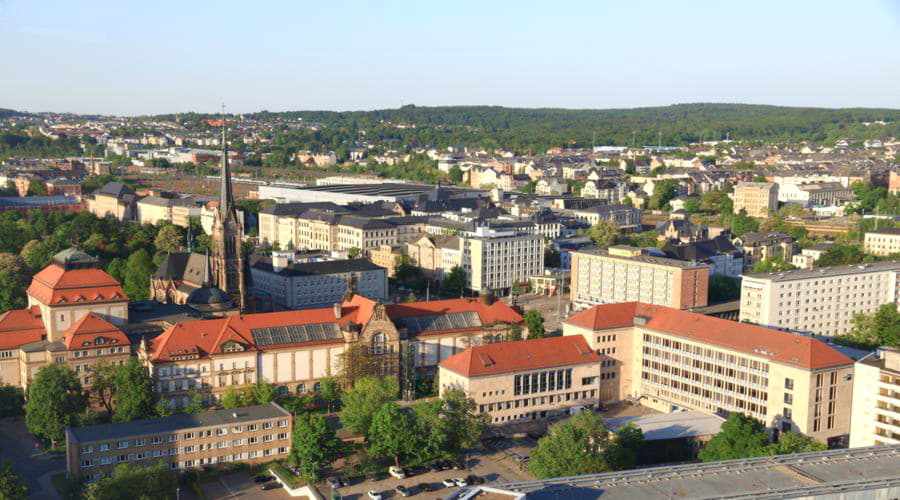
[479,290,494,306]
[333,303,342,319]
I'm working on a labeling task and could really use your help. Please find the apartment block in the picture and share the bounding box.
[850,348,900,448]
[739,261,900,336]
[732,182,778,218]
[570,246,709,310]
[438,335,602,425]
[864,228,900,257]
[563,302,855,446]
[462,227,544,294]
[66,403,292,481]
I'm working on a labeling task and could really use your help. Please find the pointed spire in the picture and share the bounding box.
[219,105,234,213]
[203,251,212,286]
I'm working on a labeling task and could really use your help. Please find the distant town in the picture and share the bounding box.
[0,104,899,499]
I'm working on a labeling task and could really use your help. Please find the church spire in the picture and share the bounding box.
[220,106,234,212]
[203,251,211,286]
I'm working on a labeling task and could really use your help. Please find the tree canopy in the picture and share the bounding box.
[339,376,399,437]
[24,364,88,447]
[83,462,178,500]
[523,310,545,339]
[698,413,769,462]
[588,218,620,247]
[289,412,342,482]
[112,358,157,422]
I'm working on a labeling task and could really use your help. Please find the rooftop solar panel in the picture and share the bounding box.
[251,322,342,346]
[395,311,482,334]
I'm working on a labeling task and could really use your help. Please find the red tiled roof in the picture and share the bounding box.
[63,313,130,350]
[563,302,853,370]
[27,264,127,305]
[386,298,524,325]
[439,336,600,377]
[0,306,46,349]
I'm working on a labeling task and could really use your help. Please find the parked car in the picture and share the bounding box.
[326,477,341,489]
[429,462,443,473]
[254,475,273,483]
[338,476,350,487]
[417,482,435,492]
[442,478,457,488]
[452,477,468,487]
[367,490,383,500]
[396,485,412,497]
[466,474,484,485]
[452,459,465,470]
[261,482,280,490]
[388,465,406,479]
[439,460,452,470]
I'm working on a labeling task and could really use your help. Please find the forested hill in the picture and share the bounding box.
[241,103,900,151]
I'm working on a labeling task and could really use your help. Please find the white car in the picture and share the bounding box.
[367,490,382,500]
[388,465,406,479]
[442,478,456,488]
[453,477,468,487]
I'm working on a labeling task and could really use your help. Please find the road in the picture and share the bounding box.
[0,416,65,500]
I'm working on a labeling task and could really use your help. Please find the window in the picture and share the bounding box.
[784,393,793,405]
[784,378,794,390]
[247,424,257,431]
[117,441,129,449]
[151,436,162,445]
[276,386,289,397]
[263,422,273,430]
[81,445,93,454]
[133,439,145,447]
[278,420,288,428]
[183,432,195,440]
[216,428,227,436]
[296,384,307,394]
[99,444,109,452]
[783,408,792,420]
[277,432,288,440]
[81,459,94,468]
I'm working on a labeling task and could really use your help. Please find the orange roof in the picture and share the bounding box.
[386,298,523,325]
[563,302,853,370]
[0,306,46,349]
[439,336,601,377]
[27,264,127,306]
[63,313,130,350]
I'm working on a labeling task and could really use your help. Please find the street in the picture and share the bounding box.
[0,417,65,500]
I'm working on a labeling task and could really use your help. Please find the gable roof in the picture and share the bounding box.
[386,298,523,328]
[0,306,46,349]
[63,313,130,350]
[563,302,853,370]
[96,182,134,198]
[154,252,208,284]
[439,335,600,378]
[27,263,127,306]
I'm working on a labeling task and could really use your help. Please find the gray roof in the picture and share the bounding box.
[67,403,290,443]
[867,227,900,236]
[249,256,385,277]
[95,182,134,198]
[575,246,710,270]
[154,252,207,284]
[735,231,792,245]
[604,411,724,441]
[743,260,900,282]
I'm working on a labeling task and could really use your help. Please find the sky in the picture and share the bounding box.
[2,0,900,115]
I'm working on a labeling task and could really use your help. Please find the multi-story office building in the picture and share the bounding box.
[563,302,855,446]
[249,254,388,310]
[65,403,292,481]
[739,261,900,336]
[438,335,602,425]
[850,347,900,448]
[570,246,709,310]
[461,227,544,294]
[732,182,778,218]
[864,228,900,257]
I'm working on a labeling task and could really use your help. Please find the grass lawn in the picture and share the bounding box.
[269,461,304,489]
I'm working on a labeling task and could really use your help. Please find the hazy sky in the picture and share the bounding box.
[3,0,900,115]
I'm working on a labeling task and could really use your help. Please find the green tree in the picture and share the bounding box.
[153,224,182,254]
[250,382,277,405]
[0,462,27,499]
[700,190,731,214]
[683,197,701,213]
[90,361,119,414]
[648,180,679,210]
[411,399,448,462]
[83,462,177,500]
[730,213,759,237]
[112,358,156,422]
[708,274,741,303]
[317,377,342,412]
[588,218,620,247]
[440,389,488,456]
[448,166,463,184]
[766,432,826,456]
[289,413,342,482]
[20,239,51,271]
[840,303,900,348]
[0,384,25,418]
[339,376,399,437]
[752,256,794,273]
[509,323,523,341]
[26,180,48,196]
[698,413,769,462]
[106,257,127,283]
[523,310,545,339]
[0,270,26,314]
[816,244,865,267]
[368,402,418,466]
[123,248,154,300]
[529,411,613,479]
[24,364,87,447]
[220,386,242,409]
[182,389,207,414]
[347,247,362,258]
[442,265,467,295]
[603,423,644,470]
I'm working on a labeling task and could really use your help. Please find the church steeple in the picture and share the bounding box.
[220,110,234,212]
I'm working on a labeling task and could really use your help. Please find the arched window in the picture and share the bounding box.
[296,384,307,394]
[276,386,289,397]
[371,332,389,355]
[313,382,322,392]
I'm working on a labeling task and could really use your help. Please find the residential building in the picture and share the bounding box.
[563,302,855,445]
[661,235,744,278]
[733,232,796,269]
[850,347,900,447]
[84,182,138,221]
[739,261,900,336]
[405,234,462,282]
[65,403,292,481]
[249,254,388,311]
[461,227,544,294]
[438,335,602,425]
[864,228,900,257]
[581,180,627,204]
[45,179,82,197]
[732,182,778,218]
[567,205,643,232]
[368,244,404,278]
[570,246,709,310]
[791,242,835,269]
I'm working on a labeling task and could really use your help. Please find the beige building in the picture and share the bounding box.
[850,347,900,448]
[83,182,137,221]
[563,302,855,446]
[739,261,900,336]
[570,246,709,310]
[66,403,292,481]
[733,232,796,269]
[462,228,544,294]
[732,182,778,218]
[438,335,602,424]
[864,228,900,257]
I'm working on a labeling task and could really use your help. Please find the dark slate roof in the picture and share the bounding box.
[663,235,741,261]
[67,403,291,442]
[95,182,134,197]
[259,202,348,217]
[736,232,792,245]
[187,286,232,306]
[153,252,207,284]
[249,256,385,277]
[337,215,394,230]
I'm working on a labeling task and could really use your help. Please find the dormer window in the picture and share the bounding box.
[82,341,90,347]
[95,338,105,345]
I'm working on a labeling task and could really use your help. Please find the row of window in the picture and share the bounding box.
[513,369,574,396]
[80,421,289,453]
[479,390,597,414]
[82,448,289,478]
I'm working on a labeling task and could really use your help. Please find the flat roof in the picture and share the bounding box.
[67,403,290,442]
[604,411,724,440]
[743,260,900,282]
[574,246,709,270]
[492,445,900,500]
